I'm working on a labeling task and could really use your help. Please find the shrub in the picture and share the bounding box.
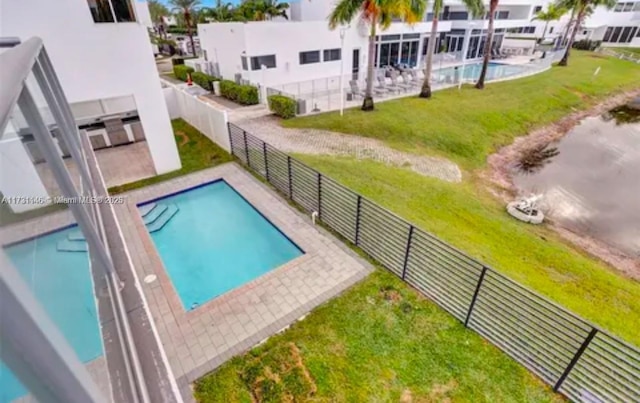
[191,72,219,91]
[219,80,259,105]
[173,64,194,81]
[268,95,296,119]
[572,39,601,51]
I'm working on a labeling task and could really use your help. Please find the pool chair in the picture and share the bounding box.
[390,71,412,92]
[349,80,366,99]
[402,71,419,88]
[366,77,389,97]
[377,75,400,94]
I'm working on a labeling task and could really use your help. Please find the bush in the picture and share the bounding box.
[191,72,219,91]
[219,80,259,105]
[572,39,601,51]
[268,95,296,119]
[167,26,190,35]
[173,65,194,81]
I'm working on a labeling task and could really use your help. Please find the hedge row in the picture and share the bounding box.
[219,80,259,105]
[191,72,219,91]
[268,95,296,119]
[173,65,194,81]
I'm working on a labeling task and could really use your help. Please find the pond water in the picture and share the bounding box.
[512,104,640,257]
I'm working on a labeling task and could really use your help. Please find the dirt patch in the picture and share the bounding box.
[427,380,458,402]
[174,130,189,146]
[241,342,317,402]
[483,88,640,280]
[380,285,403,303]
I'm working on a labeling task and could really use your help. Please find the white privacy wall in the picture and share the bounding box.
[0,0,181,175]
[161,81,230,152]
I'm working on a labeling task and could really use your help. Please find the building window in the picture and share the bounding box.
[241,56,248,71]
[250,55,276,70]
[323,48,341,62]
[614,2,636,11]
[496,11,509,19]
[549,27,554,34]
[524,26,536,34]
[299,50,321,65]
[86,0,136,23]
[445,11,469,20]
[534,5,542,12]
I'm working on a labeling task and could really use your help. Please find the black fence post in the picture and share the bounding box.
[262,142,269,182]
[228,122,235,156]
[401,225,414,280]
[317,173,322,218]
[243,130,251,168]
[354,195,362,246]
[553,328,598,392]
[287,156,293,199]
[464,266,488,327]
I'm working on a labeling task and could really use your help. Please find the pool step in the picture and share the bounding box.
[57,239,88,252]
[147,204,179,233]
[139,202,157,218]
[143,204,169,225]
[65,202,159,243]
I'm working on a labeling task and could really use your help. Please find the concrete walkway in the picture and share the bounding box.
[235,115,462,183]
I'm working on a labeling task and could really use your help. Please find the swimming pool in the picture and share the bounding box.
[1,227,102,403]
[434,62,529,81]
[141,180,303,310]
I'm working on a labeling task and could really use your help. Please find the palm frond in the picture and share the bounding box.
[328,0,365,29]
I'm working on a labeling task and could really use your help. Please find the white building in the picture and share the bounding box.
[198,0,639,89]
[0,0,181,211]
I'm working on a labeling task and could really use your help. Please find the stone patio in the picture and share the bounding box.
[113,163,374,400]
[34,141,155,196]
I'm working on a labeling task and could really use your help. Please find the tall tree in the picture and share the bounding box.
[419,0,483,98]
[329,0,426,111]
[205,0,235,22]
[475,0,498,89]
[148,0,170,38]
[557,0,615,66]
[169,0,201,57]
[531,3,566,43]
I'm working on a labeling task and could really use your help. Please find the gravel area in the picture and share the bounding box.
[234,115,462,183]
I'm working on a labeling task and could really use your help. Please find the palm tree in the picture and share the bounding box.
[531,3,566,43]
[148,0,170,39]
[169,0,201,57]
[419,0,483,98]
[329,0,426,111]
[263,0,290,20]
[206,0,235,22]
[475,0,498,89]
[557,0,615,66]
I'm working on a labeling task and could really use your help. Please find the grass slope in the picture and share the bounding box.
[195,270,562,402]
[294,155,640,346]
[284,52,640,170]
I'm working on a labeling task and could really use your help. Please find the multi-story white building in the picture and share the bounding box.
[0,0,181,211]
[198,0,639,89]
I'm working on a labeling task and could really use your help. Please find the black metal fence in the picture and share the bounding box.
[228,122,640,403]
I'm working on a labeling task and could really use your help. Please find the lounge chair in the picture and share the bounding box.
[378,76,400,94]
[402,71,419,88]
[366,78,389,96]
[390,71,412,92]
[349,80,366,99]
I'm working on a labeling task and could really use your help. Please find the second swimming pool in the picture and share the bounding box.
[434,62,528,81]
[141,180,303,310]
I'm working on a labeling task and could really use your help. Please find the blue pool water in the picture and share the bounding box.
[143,180,303,310]
[435,62,528,81]
[1,227,102,403]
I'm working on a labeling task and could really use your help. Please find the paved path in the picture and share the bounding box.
[235,115,462,183]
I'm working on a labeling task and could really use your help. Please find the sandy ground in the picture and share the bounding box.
[483,88,640,281]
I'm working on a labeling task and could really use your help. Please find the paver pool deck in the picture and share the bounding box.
[115,163,374,400]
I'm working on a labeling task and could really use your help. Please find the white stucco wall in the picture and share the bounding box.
[198,22,248,81]
[134,1,153,29]
[0,0,181,175]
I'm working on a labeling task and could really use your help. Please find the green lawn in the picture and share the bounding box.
[294,156,640,346]
[109,119,232,193]
[195,270,562,402]
[607,47,640,56]
[284,51,640,170]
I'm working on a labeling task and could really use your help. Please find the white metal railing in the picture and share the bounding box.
[0,37,158,403]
